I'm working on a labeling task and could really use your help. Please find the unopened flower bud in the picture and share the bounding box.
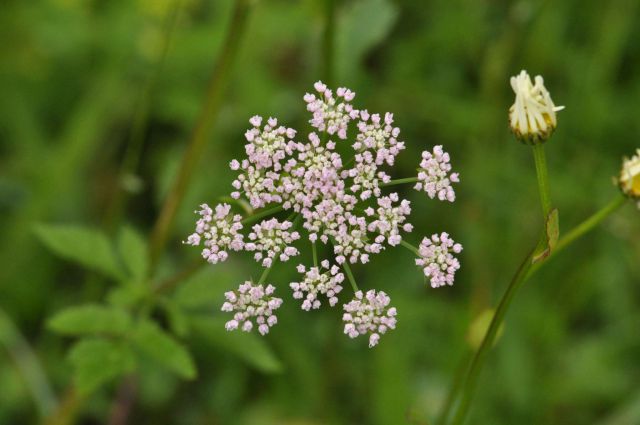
[618,149,640,208]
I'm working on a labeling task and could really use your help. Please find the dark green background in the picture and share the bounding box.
[1,0,639,424]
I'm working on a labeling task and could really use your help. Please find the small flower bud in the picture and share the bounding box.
[618,149,640,207]
[509,70,564,144]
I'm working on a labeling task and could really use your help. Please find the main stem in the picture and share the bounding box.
[532,144,552,218]
[148,0,252,270]
[321,0,336,86]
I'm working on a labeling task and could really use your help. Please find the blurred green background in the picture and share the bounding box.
[1,0,639,424]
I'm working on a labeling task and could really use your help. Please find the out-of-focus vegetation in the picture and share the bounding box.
[1,0,639,424]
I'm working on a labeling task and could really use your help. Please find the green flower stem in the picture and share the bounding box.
[242,205,285,225]
[342,262,360,293]
[148,0,253,270]
[381,177,419,187]
[312,242,318,268]
[400,239,421,256]
[435,350,472,425]
[450,248,535,425]
[449,195,626,425]
[257,265,272,286]
[532,144,552,218]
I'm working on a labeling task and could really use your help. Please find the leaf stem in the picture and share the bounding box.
[400,239,421,256]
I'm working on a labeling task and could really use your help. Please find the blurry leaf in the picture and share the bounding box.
[68,338,136,395]
[106,284,150,309]
[191,316,283,374]
[159,298,190,338]
[173,267,229,309]
[132,320,196,380]
[48,304,132,336]
[466,309,504,350]
[33,224,123,280]
[336,0,398,79]
[117,225,149,282]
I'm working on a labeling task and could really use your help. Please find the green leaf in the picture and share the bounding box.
[33,224,123,280]
[336,0,398,79]
[173,267,231,309]
[546,208,560,250]
[159,298,190,338]
[117,225,149,282]
[131,320,196,380]
[68,338,135,395]
[48,304,132,336]
[190,316,283,374]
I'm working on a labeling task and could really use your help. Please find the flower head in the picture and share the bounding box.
[184,203,244,264]
[342,290,397,348]
[618,149,640,208]
[304,81,358,139]
[415,232,463,288]
[414,145,459,202]
[221,282,283,335]
[290,260,344,310]
[509,70,564,144]
[244,218,300,267]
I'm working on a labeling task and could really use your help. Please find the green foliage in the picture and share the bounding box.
[131,320,196,380]
[117,226,150,282]
[191,316,283,374]
[68,339,136,395]
[47,304,132,336]
[33,224,124,281]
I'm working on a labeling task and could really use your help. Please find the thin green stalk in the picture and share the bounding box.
[104,0,183,231]
[450,249,535,425]
[241,205,284,225]
[342,262,360,292]
[381,177,419,188]
[257,266,272,285]
[532,144,552,218]
[0,308,57,418]
[435,351,472,425]
[400,239,421,256]
[312,242,318,267]
[321,0,336,86]
[444,194,627,425]
[149,0,253,270]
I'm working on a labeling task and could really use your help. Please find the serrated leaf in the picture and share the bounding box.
[159,298,190,338]
[68,338,135,395]
[131,320,196,380]
[48,304,132,336]
[117,226,149,282]
[190,316,283,374]
[546,208,560,250]
[33,224,124,280]
[173,267,232,309]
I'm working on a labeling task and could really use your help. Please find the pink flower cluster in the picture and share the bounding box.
[291,261,344,310]
[221,282,283,335]
[415,232,463,288]
[187,82,462,347]
[343,290,397,348]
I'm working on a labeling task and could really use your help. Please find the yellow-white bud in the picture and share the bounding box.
[619,149,640,207]
[509,70,564,144]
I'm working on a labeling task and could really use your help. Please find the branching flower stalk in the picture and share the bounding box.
[186,82,463,347]
[444,71,634,425]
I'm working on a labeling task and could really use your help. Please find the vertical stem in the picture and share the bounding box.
[435,351,472,425]
[257,266,272,286]
[532,144,552,219]
[148,0,253,270]
[450,249,535,425]
[321,0,336,85]
[312,242,318,267]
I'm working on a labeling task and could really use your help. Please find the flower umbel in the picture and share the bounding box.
[509,70,564,144]
[188,82,462,347]
[343,290,397,348]
[221,282,283,335]
[415,232,463,288]
[291,260,344,310]
[618,149,640,208]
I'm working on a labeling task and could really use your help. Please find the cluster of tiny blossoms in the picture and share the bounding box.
[186,82,462,347]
